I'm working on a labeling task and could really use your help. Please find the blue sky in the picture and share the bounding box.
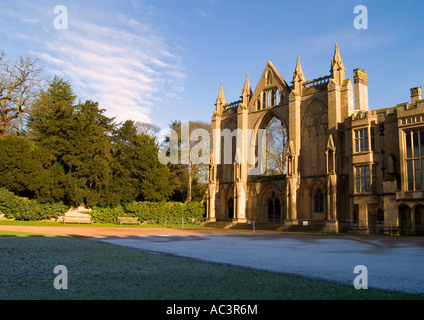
[1,0,423,135]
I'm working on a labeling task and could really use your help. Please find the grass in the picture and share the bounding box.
[0,231,422,300]
[0,219,202,229]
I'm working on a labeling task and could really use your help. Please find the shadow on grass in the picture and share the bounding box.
[0,233,423,300]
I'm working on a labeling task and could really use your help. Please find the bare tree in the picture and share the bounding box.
[0,52,44,137]
[134,121,160,139]
[163,120,211,202]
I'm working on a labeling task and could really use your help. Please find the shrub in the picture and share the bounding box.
[90,205,126,224]
[0,188,68,221]
[0,188,27,219]
[35,202,69,221]
[0,187,205,224]
[92,201,205,225]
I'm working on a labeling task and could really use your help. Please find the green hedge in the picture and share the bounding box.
[0,187,205,224]
[91,201,205,225]
[0,188,68,221]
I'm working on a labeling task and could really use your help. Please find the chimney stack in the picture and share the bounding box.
[411,87,422,104]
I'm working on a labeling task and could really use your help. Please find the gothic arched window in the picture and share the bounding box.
[264,116,288,176]
[275,89,279,106]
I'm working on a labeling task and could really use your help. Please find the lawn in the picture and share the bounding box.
[0,219,202,229]
[0,231,422,301]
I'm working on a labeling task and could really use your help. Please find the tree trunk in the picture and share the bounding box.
[186,162,192,203]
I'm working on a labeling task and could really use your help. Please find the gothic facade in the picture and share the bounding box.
[206,44,424,235]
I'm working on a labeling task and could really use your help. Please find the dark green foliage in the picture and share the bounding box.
[107,120,175,204]
[0,188,67,221]
[90,205,125,224]
[90,201,204,225]
[60,100,114,207]
[0,136,51,201]
[23,78,175,207]
[0,186,203,223]
[27,77,76,162]
[125,201,204,224]
[0,188,26,218]
[0,76,177,213]
[27,78,115,207]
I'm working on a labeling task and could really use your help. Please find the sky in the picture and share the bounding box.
[1,0,423,136]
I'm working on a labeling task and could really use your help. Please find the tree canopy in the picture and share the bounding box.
[0,51,211,208]
[0,75,176,207]
[162,120,211,203]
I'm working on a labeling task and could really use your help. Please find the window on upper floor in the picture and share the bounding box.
[354,127,376,153]
[354,128,369,152]
[405,129,424,191]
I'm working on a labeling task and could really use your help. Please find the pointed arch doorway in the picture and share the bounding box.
[268,191,281,221]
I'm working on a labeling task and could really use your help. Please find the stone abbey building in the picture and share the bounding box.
[206,44,424,235]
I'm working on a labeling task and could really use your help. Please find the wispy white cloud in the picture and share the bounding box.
[45,18,184,123]
[11,2,186,125]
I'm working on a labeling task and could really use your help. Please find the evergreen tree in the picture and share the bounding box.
[107,120,175,204]
[27,76,76,163]
[28,78,114,207]
[137,132,175,202]
[23,77,177,207]
[63,100,114,206]
[0,136,51,201]
[28,77,77,203]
